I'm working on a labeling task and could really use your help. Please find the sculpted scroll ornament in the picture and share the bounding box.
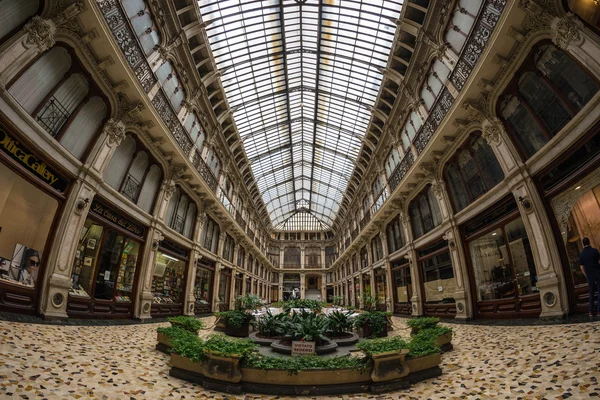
[481,118,505,146]
[103,119,126,147]
[552,13,583,50]
[24,17,56,52]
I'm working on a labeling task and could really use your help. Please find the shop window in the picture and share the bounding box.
[0,163,58,289]
[103,136,162,213]
[444,0,483,55]
[0,0,40,43]
[498,43,599,159]
[165,187,197,238]
[8,46,108,160]
[444,133,504,212]
[282,273,300,300]
[362,273,371,298]
[202,217,220,254]
[122,0,160,55]
[375,269,387,309]
[409,185,442,239]
[69,218,141,303]
[217,269,231,310]
[151,251,186,305]
[371,235,384,262]
[386,215,406,254]
[393,262,412,303]
[194,264,213,311]
[418,240,456,305]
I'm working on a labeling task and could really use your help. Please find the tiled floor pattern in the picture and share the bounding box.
[1,316,599,399]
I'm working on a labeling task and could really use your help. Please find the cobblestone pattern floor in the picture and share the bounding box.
[0,316,599,399]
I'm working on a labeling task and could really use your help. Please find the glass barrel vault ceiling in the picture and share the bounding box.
[198,0,403,230]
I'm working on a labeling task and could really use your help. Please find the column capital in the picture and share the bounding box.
[24,17,56,52]
[102,118,127,148]
[551,13,584,50]
[481,117,505,146]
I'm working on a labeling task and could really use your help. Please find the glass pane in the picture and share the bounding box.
[70,220,103,298]
[376,271,386,306]
[218,272,231,304]
[93,230,124,300]
[500,95,548,157]
[114,238,140,302]
[194,267,213,304]
[151,251,187,304]
[469,228,515,301]
[471,136,504,190]
[421,250,455,303]
[458,150,485,200]
[445,163,469,212]
[394,267,412,303]
[505,218,539,296]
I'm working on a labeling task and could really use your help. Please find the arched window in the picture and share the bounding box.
[103,135,163,211]
[237,246,246,269]
[443,133,504,212]
[122,0,160,55]
[8,46,109,160]
[204,147,221,178]
[409,185,442,239]
[420,59,451,111]
[0,0,40,43]
[371,235,384,262]
[202,217,219,254]
[360,246,368,269]
[165,186,197,238]
[498,43,599,159]
[405,111,423,143]
[386,215,406,254]
[184,113,205,150]
[444,0,483,55]
[223,234,235,263]
[385,147,401,178]
[156,61,185,111]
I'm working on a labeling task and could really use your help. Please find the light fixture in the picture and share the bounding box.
[492,232,497,236]
[162,254,179,262]
[575,186,581,190]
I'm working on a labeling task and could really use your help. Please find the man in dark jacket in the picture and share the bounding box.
[580,237,600,317]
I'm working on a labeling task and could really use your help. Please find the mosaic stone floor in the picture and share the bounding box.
[1,316,599,399]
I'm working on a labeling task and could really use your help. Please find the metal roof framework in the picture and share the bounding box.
[198,0,402,230]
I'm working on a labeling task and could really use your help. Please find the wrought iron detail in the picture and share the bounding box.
[414,88,455,154]
[172,214,185,234]
[192,149,218,192]
[121,174,141,202]
[388,152,414,192]
[36,97,70,137]
[449,0,506,91]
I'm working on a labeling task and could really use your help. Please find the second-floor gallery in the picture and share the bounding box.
[0,0,599,321]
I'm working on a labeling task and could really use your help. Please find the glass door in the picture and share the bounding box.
[467,217,540,318]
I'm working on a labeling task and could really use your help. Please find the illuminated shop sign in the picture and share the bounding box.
[90,200,145,237]
[0,126,69,192]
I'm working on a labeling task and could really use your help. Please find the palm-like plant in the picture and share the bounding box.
[254,310,287,337]
[325,310,354,338]
[284,310,330,345]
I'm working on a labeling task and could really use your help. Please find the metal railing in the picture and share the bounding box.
[121,174,141,202]
[36,97,70,137]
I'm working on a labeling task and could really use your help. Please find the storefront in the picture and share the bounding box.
[417,239,456,318]
[194,258,214,315]
[282,273,300,300]
[538,129,600,314]
[217,267,231,311]
[67,199,145,318]
[353,276,360,306]
[234,272,243,299]
[391,258,412,315]
[375,267,387,311]
[462,195,541,318]
[362,273,371,301]
[0,117,70,314]
[150,239,189,317]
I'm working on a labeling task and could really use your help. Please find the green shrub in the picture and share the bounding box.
[215,310,254,328]
[406,317,440,331]
[235,294,262,311]
[284,310,329,344]
[413,326,452,341]
[325,310,354,337]
[167,316,205,332]
[157,325,197,341]
[203,334,258,358]
[353,311,390,337]
[243,353,370,375]
[407,333,440,359]
[356,336,408,356]
[254,310,287,337]
[170,333,206,362]
[282,299,325,313]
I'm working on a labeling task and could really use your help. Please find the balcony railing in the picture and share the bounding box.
[36,97,70,137]
[359,210,371,230]
[121,174,141,202]
[388,151,414,192]
[371,189,388,215]
[171,214,185,234]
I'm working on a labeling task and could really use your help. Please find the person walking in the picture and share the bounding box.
[580,237,600,317]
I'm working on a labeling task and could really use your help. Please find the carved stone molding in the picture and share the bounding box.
[103,118,126,147]
[481,117,505,146]
[24,17,56,52]
[551,13,584,50]
[162,180,177,200]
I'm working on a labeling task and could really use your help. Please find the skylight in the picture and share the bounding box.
[198,0,402,230]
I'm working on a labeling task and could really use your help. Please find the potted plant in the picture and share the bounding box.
[156,325,196,352]
[284,310,330,346]
[201,334,258,383]
[249,310,287,345]
[167,315,205,334]
[406,317,440,335]
[325,310,359,345]
[216,294,261,337]
[405,333,442,373]
[353,310,391,338]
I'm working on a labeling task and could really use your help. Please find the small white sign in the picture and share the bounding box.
[524,271,530,276]
[438,286,443,292]
[104,270,110,280]
[291,341,315,356]
[403,290,407,294]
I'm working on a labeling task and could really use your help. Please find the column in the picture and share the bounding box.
[380,231,393,312]
[241,272,247,295]
[320,274,326,302]
[228,269,237,310]
[0,17,56,87]
[136,228,165,319]
[183,249,200,316]
[443,227,472,320]
[38,180,97,318]
[300,273,306,299]
[278,273,283,301]
[300,246,305,269]
[211,262,221,312]
[358,271,364,309]
[320,246,326,269]
[407,246,423,316]
[87,119,127,178]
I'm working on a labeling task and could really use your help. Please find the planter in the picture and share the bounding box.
[405,353,442,374]
[370,349,410,382]
[156,332,172,353]
[241,367,371,385]
[361,323,388,338]
[202,352,243,383]
[270,339,338,355]
[170,353,205,375]
[248,331,278,346]
[170,321,200,335]
[224,321,250,337]
[437,331,453,352]
[331,332,359,346]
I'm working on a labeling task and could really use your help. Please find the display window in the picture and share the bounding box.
[362,273,371,299]
[218,268,231,311]
[151,252,186,305]
[354,277,360,307]
[375,269,387,310]
[194,259,214,314]
[418,239,456,317]
[69,217,141,303]
[392,259,412,315]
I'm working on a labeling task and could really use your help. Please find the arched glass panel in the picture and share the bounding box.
[458,150,485,200]
[409,201,423,239]
[0,0,39,42]
[500,95,548,157]
[419,194,433,233]
[60,96,107,159]
[166,187,181,227]
[137,164,161,212]
[183,203,197,238]
[471,136,504,189]
[444,163,469,212]
[104,136,136,189]
[535,44,599,111]
[518,72,571,135]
